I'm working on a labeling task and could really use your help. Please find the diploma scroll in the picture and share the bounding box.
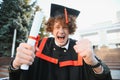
[20,11,44,70]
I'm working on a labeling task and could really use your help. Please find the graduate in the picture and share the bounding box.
[9,3,112,80]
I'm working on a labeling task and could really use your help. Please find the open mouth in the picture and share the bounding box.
[57,36,65,40]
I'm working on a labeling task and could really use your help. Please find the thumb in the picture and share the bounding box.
[73,45,79,53]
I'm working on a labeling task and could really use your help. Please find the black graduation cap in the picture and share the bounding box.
[50,3,80,23]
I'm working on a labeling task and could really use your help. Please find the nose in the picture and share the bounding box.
[59,27,64,33]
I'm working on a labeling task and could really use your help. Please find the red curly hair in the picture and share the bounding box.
[45,14,77,35]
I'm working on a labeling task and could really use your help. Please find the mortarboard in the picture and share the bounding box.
[50,3,80,23]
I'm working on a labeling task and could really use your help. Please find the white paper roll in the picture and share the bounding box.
[20,11,44,70]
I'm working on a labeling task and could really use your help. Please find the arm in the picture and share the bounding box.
[83,59,112,80]
[74,39,112,79]
[8,43,36,80]
[73,39,112,75]
[8,60,21,80]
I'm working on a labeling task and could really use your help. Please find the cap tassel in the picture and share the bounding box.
[64,8,68,24]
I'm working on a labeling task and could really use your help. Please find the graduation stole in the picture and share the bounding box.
[36,38,83,67]
[36,38,58,64]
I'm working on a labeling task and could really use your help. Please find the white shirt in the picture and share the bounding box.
[55,39,70,50]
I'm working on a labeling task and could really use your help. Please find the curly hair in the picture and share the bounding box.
[45,14,77,35]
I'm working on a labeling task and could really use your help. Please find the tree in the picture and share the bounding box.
[0,0,49,57]
[0,0,36,56]
[39,16,50,39]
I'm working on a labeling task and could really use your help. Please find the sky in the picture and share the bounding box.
[0,0,120,31]
[34,0,120,39]
[34,0,120,31]
[0,0,120,39]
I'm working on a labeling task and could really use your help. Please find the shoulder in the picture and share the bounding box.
[43,37,54,45]
[46,37,54,42]
[38,37,54,46]
[70,38,76,42]
[69,38,77,45]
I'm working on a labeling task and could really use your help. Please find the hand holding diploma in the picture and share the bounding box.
[12,11,44,70]
[21,11,43,70]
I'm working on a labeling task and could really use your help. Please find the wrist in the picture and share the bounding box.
[92,64,103,74]
[13,60,19,69]
[89,61,101,68]
[88,57,99,66]
[9,60,20,72]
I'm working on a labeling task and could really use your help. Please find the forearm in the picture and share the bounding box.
[88,57,112,80]
[86,56,103,74]
[90,59,103,74]
[93,62,112,80]
[93,64,103,74]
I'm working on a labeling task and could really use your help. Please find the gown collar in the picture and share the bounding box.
[55,39,70,50]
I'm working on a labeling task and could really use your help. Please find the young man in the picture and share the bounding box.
[9,3,112,80]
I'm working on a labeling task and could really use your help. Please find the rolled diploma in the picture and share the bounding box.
[20,11,43,70]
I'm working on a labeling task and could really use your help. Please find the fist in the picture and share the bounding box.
[13,43,35,69]
[74,39,98,65]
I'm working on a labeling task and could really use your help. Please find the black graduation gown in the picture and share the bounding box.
[9,37,112,80]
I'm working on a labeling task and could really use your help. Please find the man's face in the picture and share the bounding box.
[52,21,69,47]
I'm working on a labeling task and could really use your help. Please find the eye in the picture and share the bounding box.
[54,25,60,30]
[56,26,60,29]
[63,26,68,29]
